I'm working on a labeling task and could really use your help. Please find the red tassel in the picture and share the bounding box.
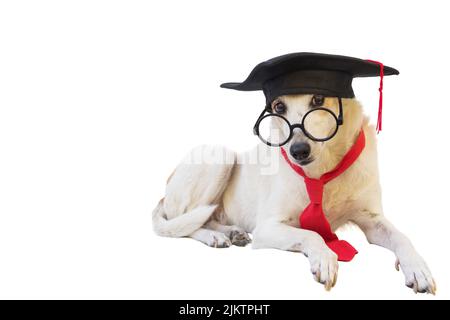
[366,60,384,133]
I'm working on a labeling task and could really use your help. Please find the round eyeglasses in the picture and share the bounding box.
[253,97,344,147]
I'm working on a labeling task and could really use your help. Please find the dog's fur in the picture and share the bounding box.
[153,94,435,293]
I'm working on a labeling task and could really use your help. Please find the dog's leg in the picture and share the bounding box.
[353,214,436,294]
[252,221,338,290]
[189,228,232,248]
[205,220,251,247]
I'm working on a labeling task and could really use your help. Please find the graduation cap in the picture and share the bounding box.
[220,52,399,133]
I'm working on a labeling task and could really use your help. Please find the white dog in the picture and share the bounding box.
[152,94,435,293]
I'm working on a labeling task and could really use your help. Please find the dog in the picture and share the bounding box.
[152,93,436,293]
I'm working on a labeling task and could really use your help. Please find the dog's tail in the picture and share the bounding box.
[152,198,217,237]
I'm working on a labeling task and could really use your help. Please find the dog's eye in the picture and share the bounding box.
[310,95,325,107]
[273,102,286,114]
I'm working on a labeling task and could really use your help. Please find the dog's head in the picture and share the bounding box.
[268,94,363,167]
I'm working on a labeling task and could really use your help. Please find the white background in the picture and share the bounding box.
[0,0,449,299]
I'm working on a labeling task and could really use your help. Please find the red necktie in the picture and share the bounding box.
[280,130,366,261]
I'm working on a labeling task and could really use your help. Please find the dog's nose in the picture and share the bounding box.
[290,142,311,161]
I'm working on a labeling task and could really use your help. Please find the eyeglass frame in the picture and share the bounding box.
[252,97,344,146]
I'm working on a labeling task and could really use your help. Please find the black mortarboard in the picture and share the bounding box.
[220,52,399,132]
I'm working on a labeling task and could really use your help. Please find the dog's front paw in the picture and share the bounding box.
[396,253,436,294]
[308,248,339,291]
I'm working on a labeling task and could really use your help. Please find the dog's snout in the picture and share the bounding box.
[290,142,311,161]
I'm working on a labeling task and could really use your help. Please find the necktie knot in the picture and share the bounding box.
[304,178,324,204]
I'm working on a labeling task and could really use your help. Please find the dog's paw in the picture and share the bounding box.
[308,249,339,291]
[229,228,251,247]
[205,231,232,248]
[396,254,436,294]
